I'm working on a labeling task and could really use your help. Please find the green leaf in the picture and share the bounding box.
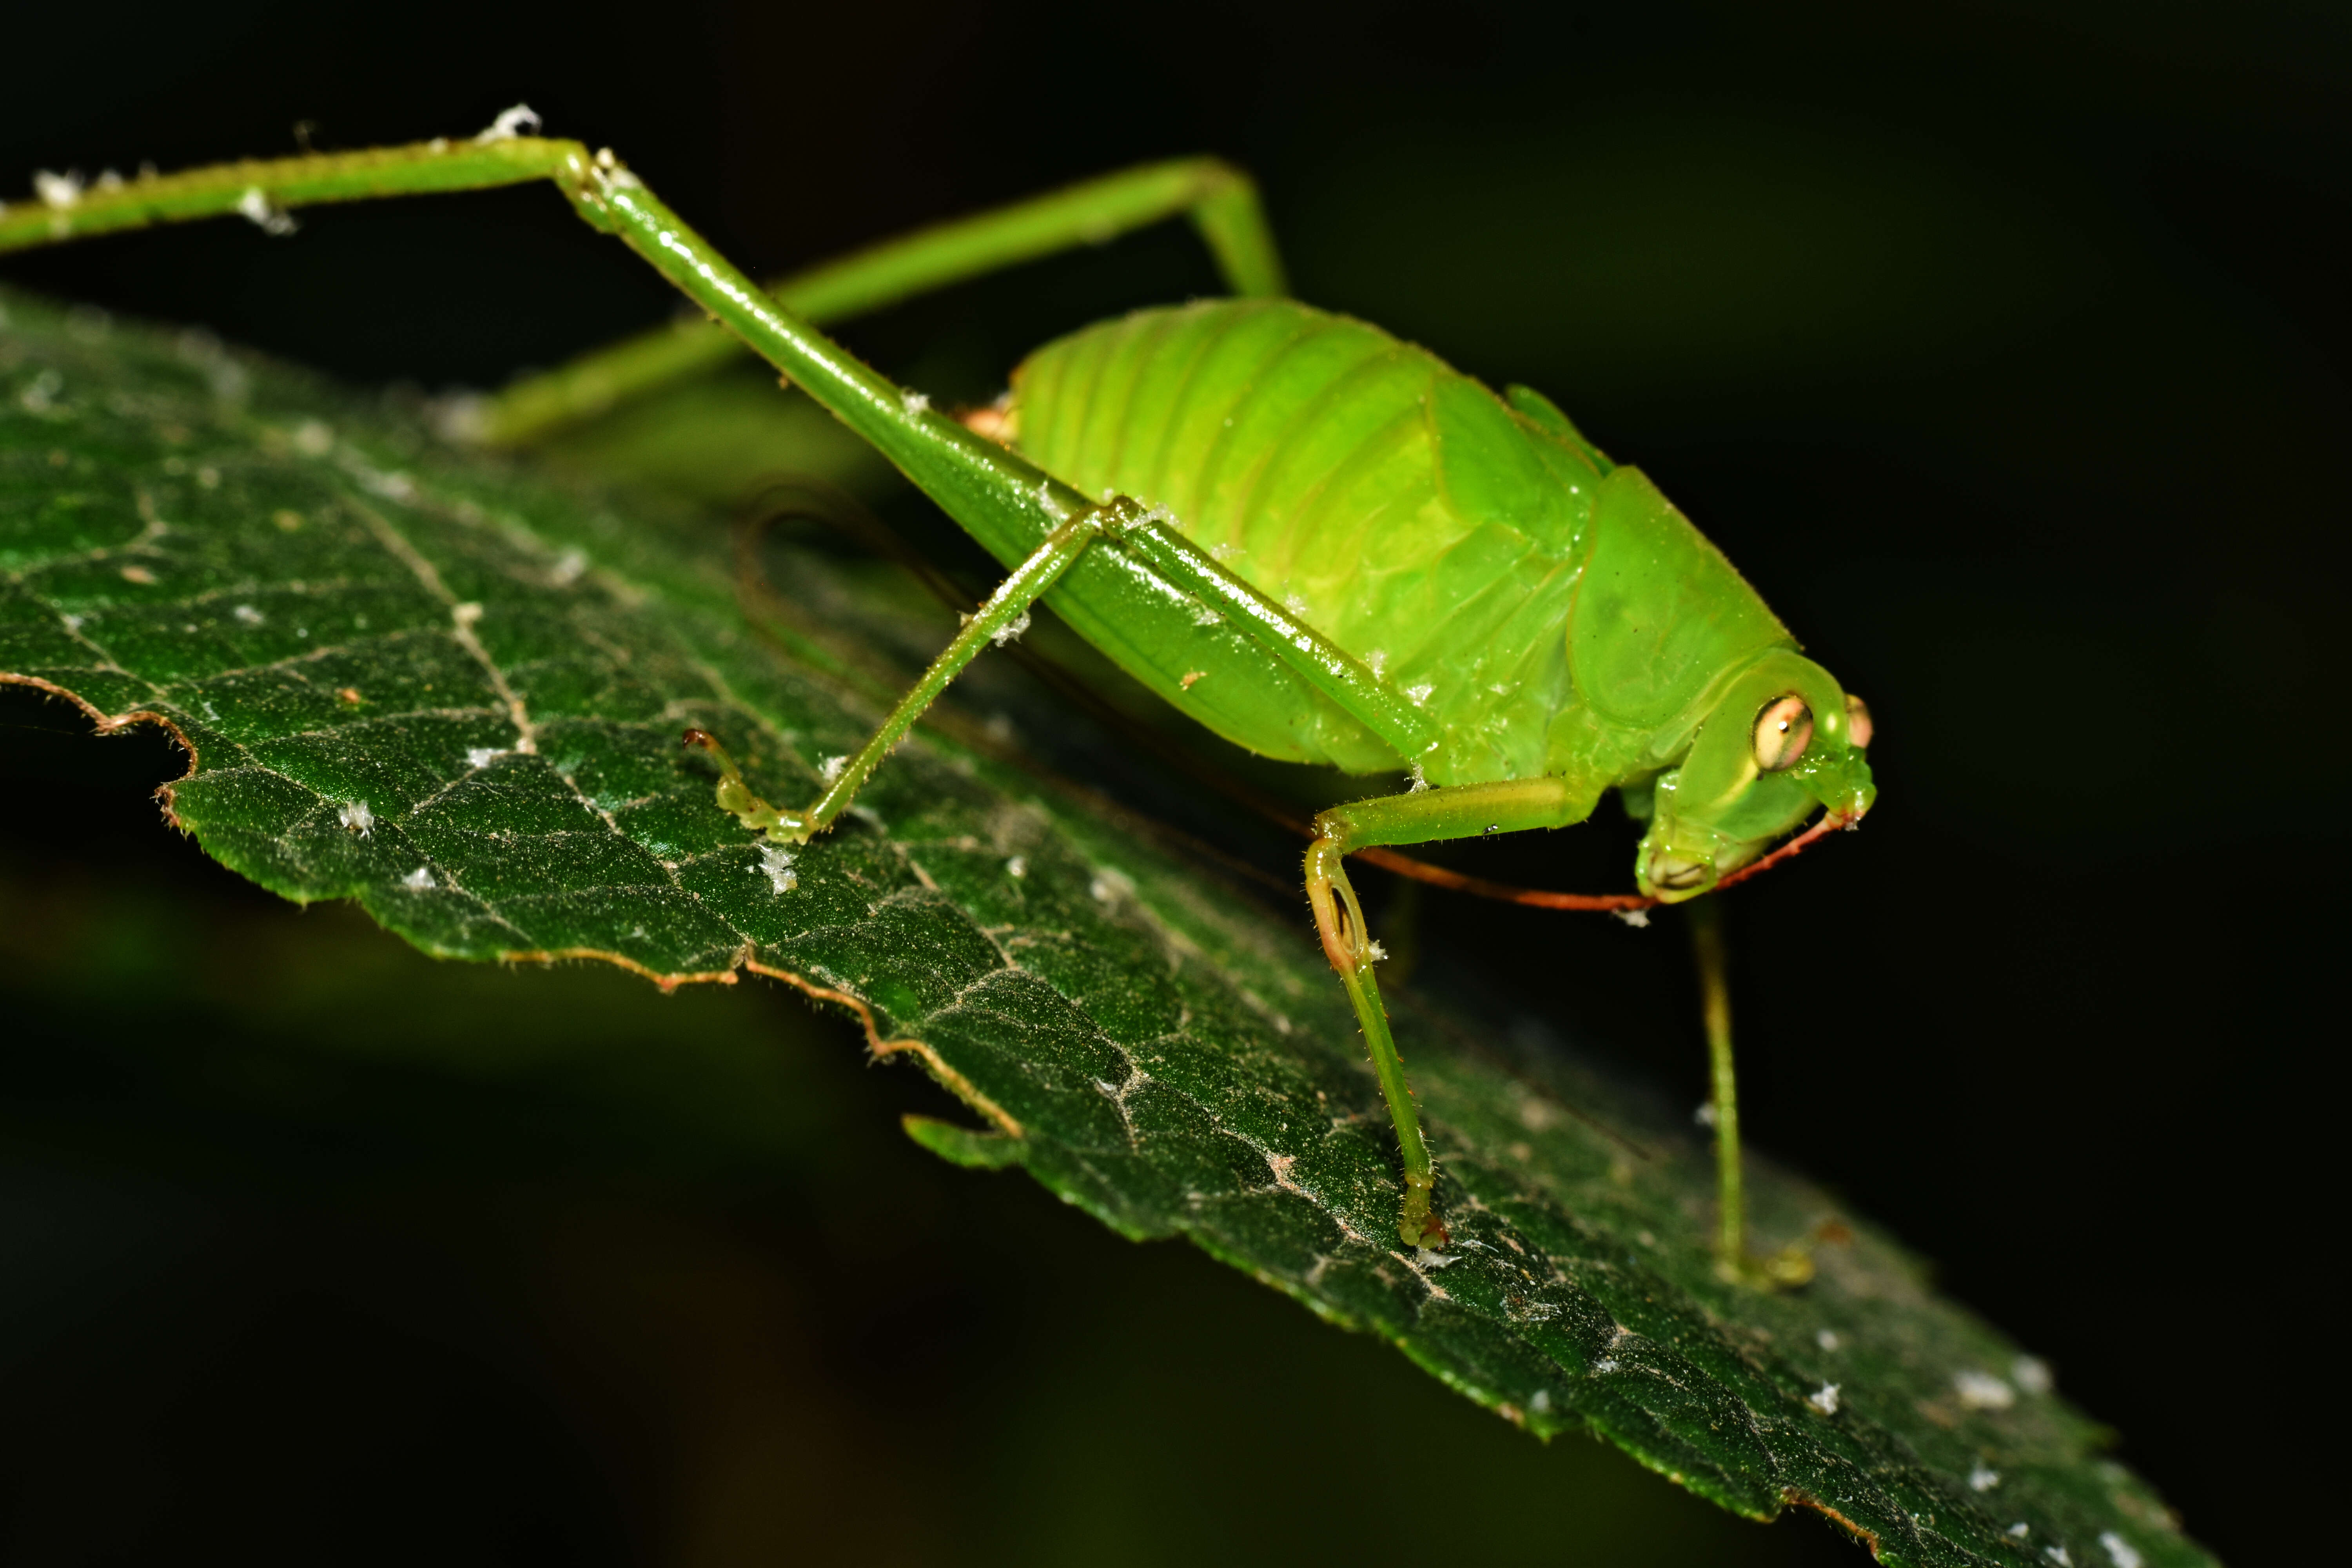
[0,290,2210,1568]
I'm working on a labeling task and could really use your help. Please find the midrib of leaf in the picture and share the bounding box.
[0,289,2215,1568]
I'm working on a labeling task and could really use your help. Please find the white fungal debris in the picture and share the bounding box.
[900,388,930,415]
[1592,1357,1619,1375]
[1808,1383,1841,1415]
[234,186,297,236]
[232,604,264,625]
[1816,1329,1842,1352]
[2011,1355,2053,1395]
[1283,593,1310,617]
[1405,682,1435,705]
[1365,940,1389,961]
[1612,907,1651,927]
[818,754,849,784]
[34,170,83,209]
[400,866,436,890]
[1004,855,1027,879]
[990,611,1031,647]
[1953,1370,2016,1410]
[1530,1390,1551,1414]
[2098,1531,2142,1568]
[1969,1463,2001,1492]
[1366,647,1389,678]
[1406,760,1428,793]
[474,104,543,143]
[338,800,375,837]
[2008,1523,2031,1539]
[465,748,503,769]
[1414,1248,1458,1269]
[758,842,798,894]
[1693,1102,1718,1127]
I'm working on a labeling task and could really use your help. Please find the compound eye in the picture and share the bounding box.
[1753,694,1813,772]
[1844,694,1874,749]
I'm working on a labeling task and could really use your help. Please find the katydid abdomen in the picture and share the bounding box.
[1002,298,1802,796]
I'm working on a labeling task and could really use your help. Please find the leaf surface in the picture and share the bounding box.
[0,292,2213,1568]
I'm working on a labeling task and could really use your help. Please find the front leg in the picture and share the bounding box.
[686,504,1115,840]
[1306,777,1596,1247]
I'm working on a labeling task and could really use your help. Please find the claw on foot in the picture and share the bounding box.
[681,727,806,840]
[1717,1243,1814,1291]
[1399,1173,1450,1249]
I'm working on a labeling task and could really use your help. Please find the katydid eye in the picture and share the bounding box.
[1752,695,1813,771]
[1844,694,1874,749]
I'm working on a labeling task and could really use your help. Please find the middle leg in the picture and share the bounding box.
[1306,778,1598,1247]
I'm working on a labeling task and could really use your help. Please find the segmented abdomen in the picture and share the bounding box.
[1009,299,1595,781]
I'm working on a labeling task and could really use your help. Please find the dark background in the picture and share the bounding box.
[2,2,2339,1563]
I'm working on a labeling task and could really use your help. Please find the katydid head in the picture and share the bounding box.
[1633,652,1877,902]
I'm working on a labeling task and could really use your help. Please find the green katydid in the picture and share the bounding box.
[0,109,1876,1274]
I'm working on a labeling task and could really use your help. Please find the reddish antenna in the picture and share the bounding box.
[1358,809,1859,913]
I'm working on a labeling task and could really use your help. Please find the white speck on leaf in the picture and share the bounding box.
[1954,1370,2016,1410]
[2044,1548,2073,1566]
[2098,1532,2140,1568]
[758,843,798,894]
[991,610,1031,647]
[1817,1329,1841,1351]
[1366,647,1388,678]
[356,463,416,501]
[234,186,297,236]
[1529,1390,1550,1414]
[338,800,374,837]
[900,388,930,415]
[1693,1101,1717,1127]
[465,748,503,769]
[1405,682,1434,705]
[2012,1355,2053,1394]
[20,369,61,413]
[1808,1383,1841,1415]
[400,866,435,890]
[1414,1248,1458,1269]
[550,549,587,585]
[1593,1358,1619,1375]
[474,103,542,142]
[818,754,849,784]
[1005,856,1027,879]
[1969,1463,2000,1492]
[34,170,83,209]
[1283,593,1310,617]
[2008,1523,2031,1539]
[232,604,263,625]
[1090,869,1135,905]
[1406,760,1428,793]
[1612,907,1651,927]
[293,420,332,456]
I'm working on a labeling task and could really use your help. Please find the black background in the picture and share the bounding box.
[2,2,2339,1563]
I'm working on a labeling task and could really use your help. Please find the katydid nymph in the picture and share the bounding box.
[1,110,1876,1276]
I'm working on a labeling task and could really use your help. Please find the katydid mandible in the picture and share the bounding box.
[2,109,1877,1271]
